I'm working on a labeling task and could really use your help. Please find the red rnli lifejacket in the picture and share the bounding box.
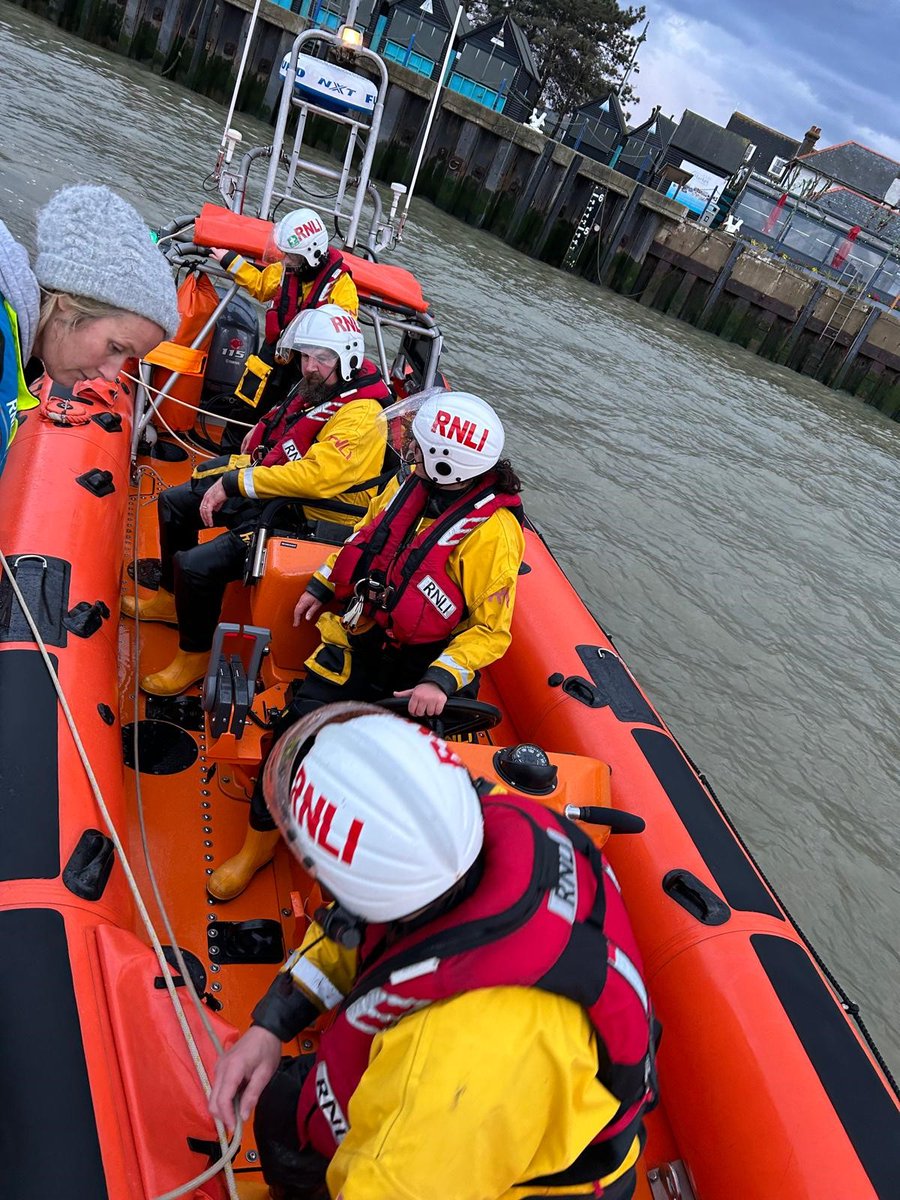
[243,360,389,468]
[328,472,523,644]
[264,248,348,344]
[296,795,656,1184]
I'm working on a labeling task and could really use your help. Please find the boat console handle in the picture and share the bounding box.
[565,805,645,834]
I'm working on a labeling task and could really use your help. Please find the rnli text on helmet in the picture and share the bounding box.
[432,409,490,452]
[288,218,325,246]
[291,762,364,865]
[331,314,360,335]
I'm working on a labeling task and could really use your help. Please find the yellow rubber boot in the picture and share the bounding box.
[207,827,281,901]
[121,587,177,624]
[140,649,210,697]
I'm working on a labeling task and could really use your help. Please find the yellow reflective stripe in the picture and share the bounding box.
[4,300,37,413]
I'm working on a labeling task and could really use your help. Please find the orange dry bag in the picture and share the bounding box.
[143,271,220,433]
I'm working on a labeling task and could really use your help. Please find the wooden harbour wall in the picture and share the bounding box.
[13,0,900,419]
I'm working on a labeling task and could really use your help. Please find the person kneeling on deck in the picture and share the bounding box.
[206,390,525,902]
[208,704,656,1200]
[212,206,358,415]
[123,305,391,697]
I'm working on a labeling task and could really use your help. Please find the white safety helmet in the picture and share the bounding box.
[412,390,505,484]
[277,303,364,381]
[263,703,484,923]
[273,206,330,268]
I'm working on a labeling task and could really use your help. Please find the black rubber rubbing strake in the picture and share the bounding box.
[633,728,783,918]
[0,908,108,1197]
[752,934,900,1197]
[0,650,60,881]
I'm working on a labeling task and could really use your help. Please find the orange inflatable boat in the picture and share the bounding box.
[1,289,898,1200]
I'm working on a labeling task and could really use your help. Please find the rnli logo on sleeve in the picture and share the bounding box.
[546,828,578,923]
[315,1061,348,1143]
[417,575,457,619]
[436,515,487,547]
[345,987,428,1034]
[282,439,301,461]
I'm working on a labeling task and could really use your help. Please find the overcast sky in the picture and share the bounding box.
[629,0,900,162]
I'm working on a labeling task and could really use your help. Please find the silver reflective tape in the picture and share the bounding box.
[289,955,345,1011]
[609,945,649,1014]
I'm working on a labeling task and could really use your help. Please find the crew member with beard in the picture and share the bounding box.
[212,206,358,415]
[123,305,391,697]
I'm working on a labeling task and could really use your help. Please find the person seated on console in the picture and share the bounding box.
[122,304,391,697]
[207,389,525,902]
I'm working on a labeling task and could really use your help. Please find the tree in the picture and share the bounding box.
[467,0,645,118]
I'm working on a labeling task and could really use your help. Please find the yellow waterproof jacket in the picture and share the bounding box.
[223,398,387,527]
[283,924,640,1200]
[307,473,525,693]
[222,255,359,317]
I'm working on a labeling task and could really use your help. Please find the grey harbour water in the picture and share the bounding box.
[2,3,898,1074]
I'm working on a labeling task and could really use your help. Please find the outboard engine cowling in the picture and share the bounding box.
[203,291,260,402]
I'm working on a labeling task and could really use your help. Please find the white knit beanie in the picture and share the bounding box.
[34,185,180,339]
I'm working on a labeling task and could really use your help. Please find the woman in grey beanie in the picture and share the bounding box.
[0,183,180,477]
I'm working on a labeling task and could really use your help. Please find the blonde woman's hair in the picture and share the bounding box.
[37,290,129,339]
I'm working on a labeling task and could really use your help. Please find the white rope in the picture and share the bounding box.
[129,470,241,1200]
[0,539,242,1200]
[148,402,217,462]
[122,370,256,429]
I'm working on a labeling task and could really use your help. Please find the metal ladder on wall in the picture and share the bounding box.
[817,279,866,350]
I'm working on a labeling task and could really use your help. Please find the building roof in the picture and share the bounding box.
[670,110,750,175]
[726,111,799,175]
[616,110,676,170]
[626,109,676,146]
[815,186,900,244]
[388,0,471,34]
[797,141,900,203]
[572,91,627,134]
[461,16,540,82]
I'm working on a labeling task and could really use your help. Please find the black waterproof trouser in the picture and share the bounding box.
[157,475,262,652]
